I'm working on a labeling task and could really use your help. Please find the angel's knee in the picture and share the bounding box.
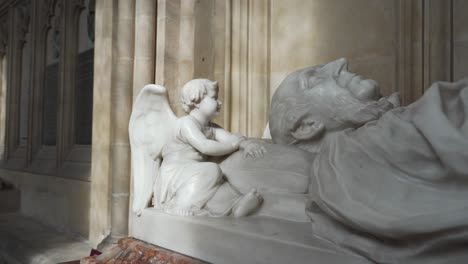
[203,163,223,183]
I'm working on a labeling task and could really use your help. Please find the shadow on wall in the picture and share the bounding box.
[0,178,19,213]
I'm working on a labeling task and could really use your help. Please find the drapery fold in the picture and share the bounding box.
[308,78,468,263]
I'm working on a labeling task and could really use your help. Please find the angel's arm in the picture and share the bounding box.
[181,119,239,156]
[214,127,245,145]
[214,127,266,158]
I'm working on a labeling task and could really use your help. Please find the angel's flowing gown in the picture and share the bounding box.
[154,115,242,216]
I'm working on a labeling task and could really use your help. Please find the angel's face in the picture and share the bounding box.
[198,86,221,119]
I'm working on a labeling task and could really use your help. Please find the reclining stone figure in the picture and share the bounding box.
[270,58,468,263]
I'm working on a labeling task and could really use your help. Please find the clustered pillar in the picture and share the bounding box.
[109,0,135,241]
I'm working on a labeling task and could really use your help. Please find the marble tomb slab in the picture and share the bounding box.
[131,208,369,264]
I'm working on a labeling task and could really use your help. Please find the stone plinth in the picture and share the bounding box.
[130,208,369,264]
[81,238,206,264]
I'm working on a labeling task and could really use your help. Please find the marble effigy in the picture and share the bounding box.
[129,58,468,264]
[269,58,468,263]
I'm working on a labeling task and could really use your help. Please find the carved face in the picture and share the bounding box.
[198,83,222,119]
[270,58,394,147]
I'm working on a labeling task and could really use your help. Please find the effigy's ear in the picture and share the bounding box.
[291,117,325,141]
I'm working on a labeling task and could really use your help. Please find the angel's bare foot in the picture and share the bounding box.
[232,188,263,217]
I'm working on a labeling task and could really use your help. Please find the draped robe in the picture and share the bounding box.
[308,78,468,263]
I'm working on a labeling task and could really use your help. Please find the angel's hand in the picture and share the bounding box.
[241,140,267,159]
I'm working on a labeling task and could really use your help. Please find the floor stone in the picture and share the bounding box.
[0,213,92,264]
[0,179,20,213]
[0,189,20,213]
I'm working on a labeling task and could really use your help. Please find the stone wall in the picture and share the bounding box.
[0,0,95,241]
[152,0,465,138]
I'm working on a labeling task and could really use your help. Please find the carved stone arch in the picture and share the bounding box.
[72,0,86,17]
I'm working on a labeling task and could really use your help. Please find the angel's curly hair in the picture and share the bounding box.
[181,79,218,113]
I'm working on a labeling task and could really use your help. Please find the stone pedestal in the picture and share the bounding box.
[130,208,369,264]
[81,238,206,264]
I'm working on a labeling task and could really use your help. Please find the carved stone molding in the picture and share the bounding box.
[87,0,95,42]
[17,2,30,47]
[51,1,62,58]
[43,0,57,30]
[0,20,8,56]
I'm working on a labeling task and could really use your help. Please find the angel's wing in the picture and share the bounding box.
[129,84,177,215]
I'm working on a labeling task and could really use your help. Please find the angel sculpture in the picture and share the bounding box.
[130,79,265,217]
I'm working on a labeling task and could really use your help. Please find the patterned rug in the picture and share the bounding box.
[82,238,208,264]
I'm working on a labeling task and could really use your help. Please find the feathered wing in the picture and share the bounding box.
[129,84,177,215]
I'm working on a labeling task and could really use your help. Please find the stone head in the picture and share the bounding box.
[181,79,221,119]
[269,58,396,150]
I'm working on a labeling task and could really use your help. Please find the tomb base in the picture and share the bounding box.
[130,208,370,264]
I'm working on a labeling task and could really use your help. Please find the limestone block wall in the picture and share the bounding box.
[153,0,464,138]
[0,0,95,241]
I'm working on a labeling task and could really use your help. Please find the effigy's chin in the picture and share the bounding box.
[219,142,315,222]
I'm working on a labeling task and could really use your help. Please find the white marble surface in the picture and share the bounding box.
[131,208,369,264]
[269,58,468,263]
[130,80,280,218]
[130,79,319,222]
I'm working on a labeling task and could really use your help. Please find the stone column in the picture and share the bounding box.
[229,0,270,137]
[154,0,181,114]
[454,0,468,81]
[133,0,156,98]
[246,0,270,137]
[423,0,453,88]
[397,0,424,105]
[89,0,113,247]
[110,0,135,241]
[0,20,7,160]
[91,0,154,247]
[177,0,196,97]
[0,56,6,160]
[128,1,156,234]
